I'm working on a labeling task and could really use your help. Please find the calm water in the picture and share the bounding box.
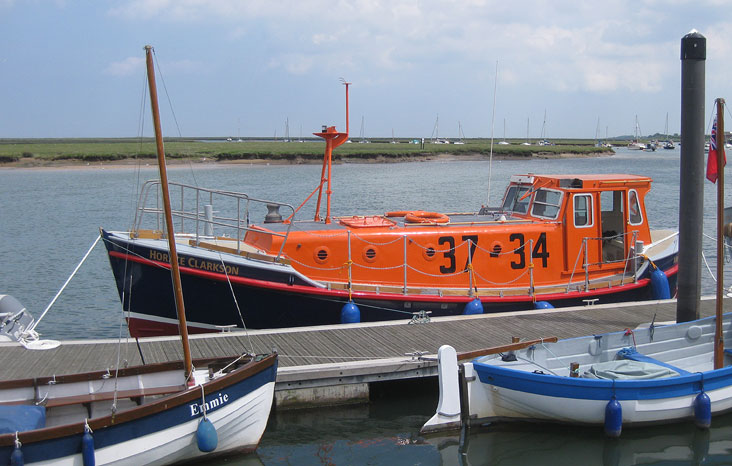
[1,146,731,464]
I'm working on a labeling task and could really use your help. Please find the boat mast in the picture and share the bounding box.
[144,45,193,378]
[313,80,350,224]
[714,97,726,369]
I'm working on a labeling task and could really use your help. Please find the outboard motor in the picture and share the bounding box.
[0,295,35,342]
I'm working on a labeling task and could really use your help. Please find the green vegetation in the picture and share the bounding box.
[0,138,612,165]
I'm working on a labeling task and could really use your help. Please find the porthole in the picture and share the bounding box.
[362,247,378,263]
[423,244,437,261]
[314,246,330,264]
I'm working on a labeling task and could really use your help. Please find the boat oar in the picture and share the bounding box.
[456,337,558,361]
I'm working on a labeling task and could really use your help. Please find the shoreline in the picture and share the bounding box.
[0,151,612,171]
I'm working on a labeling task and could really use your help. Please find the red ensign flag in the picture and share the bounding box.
[706,116,726,183]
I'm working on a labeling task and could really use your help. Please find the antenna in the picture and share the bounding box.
[340,77,351,134]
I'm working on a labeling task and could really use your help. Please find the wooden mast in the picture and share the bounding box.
[144,45,193,379]
[714,97,726,369]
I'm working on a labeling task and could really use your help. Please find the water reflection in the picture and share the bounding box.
[428,418,732,466]
[208,389,732,465]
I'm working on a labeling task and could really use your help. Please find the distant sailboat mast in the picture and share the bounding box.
[431,114,440,143]
[540,109,547,140]
[487,60,498,205]
[359,116,366,143]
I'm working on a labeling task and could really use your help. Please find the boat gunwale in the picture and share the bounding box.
[0,355,244,389]
[473,360,732,401]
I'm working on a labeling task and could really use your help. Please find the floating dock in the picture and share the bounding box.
[0,298,721,408]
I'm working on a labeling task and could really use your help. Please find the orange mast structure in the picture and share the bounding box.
[313,80,350,224]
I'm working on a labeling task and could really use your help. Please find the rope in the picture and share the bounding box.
[200,384,208,419]
[350,262,408,271]
[466,263,478,297]
[152,49,183,138]
[345,259,353,301]
[702,251,716,283]
[216,251,255,354]
[212,353,251,378]
[472,267,530,285]
[28,235,102,333]
[111,266,132,415]
[348,233,405,247]
[514,355,559,376]
[540,338,562,365]
[287,256,349,271]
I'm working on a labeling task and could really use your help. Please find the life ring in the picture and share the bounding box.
[404,211,450,224]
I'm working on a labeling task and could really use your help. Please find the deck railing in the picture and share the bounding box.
[132,180,296,259]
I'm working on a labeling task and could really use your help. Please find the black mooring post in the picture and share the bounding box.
[677,30,706,323]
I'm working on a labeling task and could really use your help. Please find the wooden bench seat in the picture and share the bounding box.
[0,385,186,409]
[42,385,186,408]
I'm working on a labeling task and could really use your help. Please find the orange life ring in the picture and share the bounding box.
[404,211,450,224]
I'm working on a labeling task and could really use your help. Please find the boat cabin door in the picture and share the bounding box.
[565,193,601,273]
[599,190,628,266]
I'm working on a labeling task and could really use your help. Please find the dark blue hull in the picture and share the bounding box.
[101,230,678,337]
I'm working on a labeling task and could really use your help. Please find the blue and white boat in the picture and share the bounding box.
[422,312,732,437]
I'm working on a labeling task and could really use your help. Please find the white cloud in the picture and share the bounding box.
[102,0,721,95]
[103,56,144,76]
[103,55,204,77]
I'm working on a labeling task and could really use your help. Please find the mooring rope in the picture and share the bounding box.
[28,235,101,334]
[214,250,255,353]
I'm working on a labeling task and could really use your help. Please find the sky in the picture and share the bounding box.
[1,0,731,140]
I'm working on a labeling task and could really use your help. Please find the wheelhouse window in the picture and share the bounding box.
[628,189,642,225]
[501,185,531,214]
[573,193,593,227]
[531,189,562,219]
